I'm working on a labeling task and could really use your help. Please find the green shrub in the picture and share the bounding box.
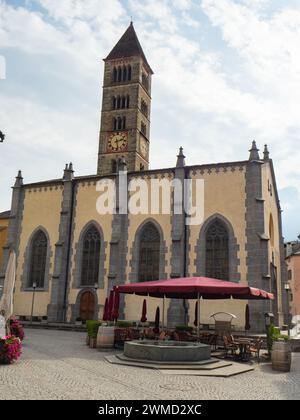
[86,321,102,338]
[175,325,193,332]
[267,324,290,353]
[116,321,134,328]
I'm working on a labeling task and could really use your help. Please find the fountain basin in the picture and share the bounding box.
[124,340,211,362]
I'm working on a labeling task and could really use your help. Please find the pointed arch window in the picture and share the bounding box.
[206,219,229,281]
[113,67,117,83]
[138,223,160,282]
[29,230,48,288]
[81,226,101,286]
[117,67,122,82]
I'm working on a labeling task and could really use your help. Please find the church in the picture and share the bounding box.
[0,23,289,332]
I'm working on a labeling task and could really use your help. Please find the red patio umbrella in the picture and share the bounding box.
[102,297,109,321]
[154,306,160,334]
[245,304,251,332]
[112,290,120,322]
[194,301,198,327]
[141,299,147,323]
[107,290,115,322]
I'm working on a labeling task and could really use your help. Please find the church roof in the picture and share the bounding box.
[105,22,153,74]
[0,210,10,219]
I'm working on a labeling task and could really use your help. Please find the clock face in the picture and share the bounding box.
[140,137,148,158]
[107,132,128,153]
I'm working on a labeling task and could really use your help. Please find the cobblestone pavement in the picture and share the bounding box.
[0,329,299,400]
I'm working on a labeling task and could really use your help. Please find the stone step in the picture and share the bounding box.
[116,353,221,367]
[105,354,233,371]
[159,363,255,378]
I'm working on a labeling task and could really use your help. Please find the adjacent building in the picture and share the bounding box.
[285,241,300,318]
[0,23,289,332]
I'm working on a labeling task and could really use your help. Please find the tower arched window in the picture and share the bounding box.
[128,65,132,81]
[122,116,126,129]
[112,96,117,110]
[141,122,147,136]
[116,117,122,130]
[126,95,130,108]
[123,66,127,82]
[117,67,122,82]
[117,96,121,109]
[81,226,101,286]
[138,223,160,282]
[121,96,126,109]
[29,230,48,288]
[113,67,117,83]
[205,219,229,280]
[113,118,117,131]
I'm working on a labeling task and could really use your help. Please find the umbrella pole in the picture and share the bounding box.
[162,295,165,331]
[197,293,200,342]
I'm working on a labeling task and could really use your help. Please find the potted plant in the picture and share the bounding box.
[0,335,22,365]
[86,320,102,348]
[268,324,291,372]
[9,318,25,341]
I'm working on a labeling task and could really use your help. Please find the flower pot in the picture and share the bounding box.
[272,340,291,372]
[89,337,97,349]
[97,326,115,350]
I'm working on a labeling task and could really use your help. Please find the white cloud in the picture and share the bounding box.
[0,0,300,239]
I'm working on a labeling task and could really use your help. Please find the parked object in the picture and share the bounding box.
[272,339,292,372]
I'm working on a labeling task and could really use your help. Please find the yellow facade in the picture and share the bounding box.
[0,212,9,267]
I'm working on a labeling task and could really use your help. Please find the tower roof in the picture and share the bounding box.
[105,22,153,74]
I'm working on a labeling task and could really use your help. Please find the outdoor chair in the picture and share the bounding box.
[223,335,239,358]
[208,333,218,351]
[246,339,263,363]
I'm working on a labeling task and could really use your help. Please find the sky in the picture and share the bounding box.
[0,0,300,241]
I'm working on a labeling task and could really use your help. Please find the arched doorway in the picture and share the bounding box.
[79,291,95,321]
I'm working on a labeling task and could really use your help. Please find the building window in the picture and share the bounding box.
[128,65,132,81]
[112,159,117,173]
[140,164,145,171]
[141,122,147,136]
[113,67,117,83]
[138,223,160,282]
[141,100,148,117]
[117,67,122,82]
[122,66,127,82]
[113,117,126,130]
[29,230,48,288]
[81,226,101,286]
[142,72,149,91]
[288,270,292,280]
[206,219,229,280]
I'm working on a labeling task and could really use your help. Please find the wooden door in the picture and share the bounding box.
[80,291,95,321]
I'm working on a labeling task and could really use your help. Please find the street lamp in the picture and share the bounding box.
[30,281,37,324]
[284,282,291,333]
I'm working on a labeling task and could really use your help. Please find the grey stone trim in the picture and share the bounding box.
[70,287,101,323]
[245,161,269,332]
[71,220,107,290]
[194,213,240,283]
[47,176,74,323]
[20,226,52,292]
[129,218,167,283]
[0,183,25,291]
[168,166,189,327]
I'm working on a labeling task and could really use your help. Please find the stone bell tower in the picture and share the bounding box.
[97,23,153,175]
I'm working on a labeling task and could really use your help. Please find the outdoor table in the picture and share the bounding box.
[234,338,253,362]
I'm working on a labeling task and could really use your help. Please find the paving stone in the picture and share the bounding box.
[0,329,299,400]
